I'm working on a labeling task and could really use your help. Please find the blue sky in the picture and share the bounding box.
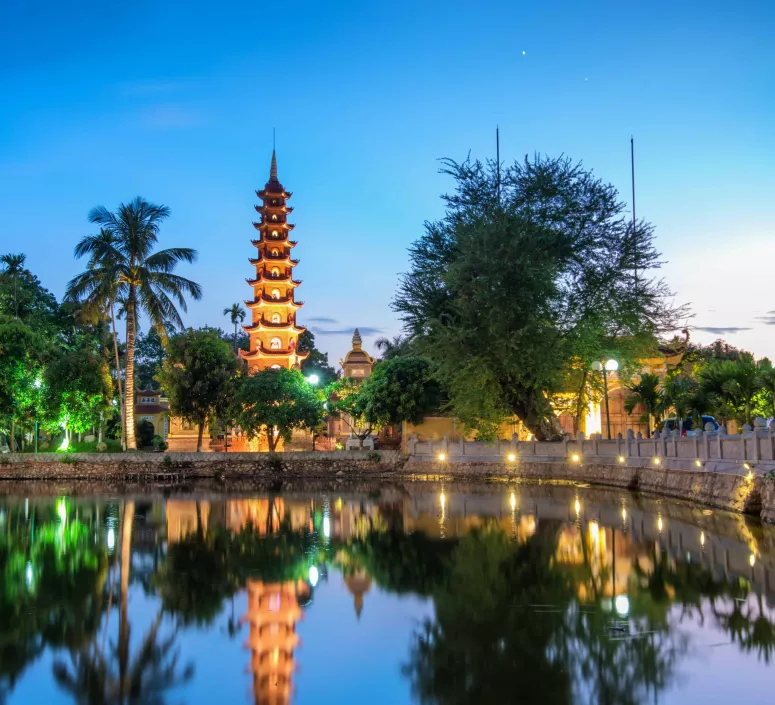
[1,0,774,365]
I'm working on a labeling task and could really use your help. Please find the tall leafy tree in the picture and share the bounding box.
[66,198,202,450]
[222,303,245,354]
[228,368,324,452]
[135,328,166,390]
[393,155,686,440]
[156,329,237,452]
[358,357,443,427]
[0,254,25,319]
[0,317,46,450]
[374,334,412,360]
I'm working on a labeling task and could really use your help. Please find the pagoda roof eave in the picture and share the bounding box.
[246,277,302,287]
[251,237,297,247]
[243,322,307,333]
[244,298,304,310]
[239,348,310,360]
[257,188,292,200]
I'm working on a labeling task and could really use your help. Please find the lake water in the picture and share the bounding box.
[1,480,773,704]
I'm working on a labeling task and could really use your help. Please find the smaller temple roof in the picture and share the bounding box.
[341,328,376,366]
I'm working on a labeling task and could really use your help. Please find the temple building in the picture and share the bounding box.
[241,150,309,372]
[339,328,375,379]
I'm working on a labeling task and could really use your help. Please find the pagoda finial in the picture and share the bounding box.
[352,328,362,350]
[269,149,278,182]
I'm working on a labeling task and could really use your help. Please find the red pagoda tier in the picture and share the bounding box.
[240,150,309,371]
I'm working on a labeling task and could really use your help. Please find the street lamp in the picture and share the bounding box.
[306,374,320,386]
[592,359,618,440]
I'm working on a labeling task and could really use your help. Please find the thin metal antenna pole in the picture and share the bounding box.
[631,136,637,295]
[496,126,501,205]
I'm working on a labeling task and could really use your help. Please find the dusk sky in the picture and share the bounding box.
[2,0,773,366]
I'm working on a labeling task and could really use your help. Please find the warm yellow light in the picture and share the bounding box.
[621,507,627,521]
[510,493,517,511]
[589,521,600,541]
[507,453,516,462]
[743,462,751,470]
[572,454,580,463]
[695,459,702,467]
[700,531,705,547]
[574,499,581,515]
[438,452,446,462]
[653,457,661,465]
[618,456,625,463]
[746,470,754,482]
[440,491,446,509]
[749,553,756,567]
[657,515,663,532]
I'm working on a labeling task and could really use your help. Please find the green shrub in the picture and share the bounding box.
[136,421,155,448]
[151,435,168,451]
[366,451,382,462]
[162,454,173,468]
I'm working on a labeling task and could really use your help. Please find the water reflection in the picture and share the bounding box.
[1,484,774,704]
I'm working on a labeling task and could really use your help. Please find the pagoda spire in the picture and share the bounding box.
[269,149,278,183]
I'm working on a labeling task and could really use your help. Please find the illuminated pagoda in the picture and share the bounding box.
[241,150,309,371]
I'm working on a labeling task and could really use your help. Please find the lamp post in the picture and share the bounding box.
[592,359,618,440]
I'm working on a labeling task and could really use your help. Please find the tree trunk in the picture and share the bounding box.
[110,300,126,451]
[196,418,205,453]
[125,286,138,450]
[233,322,238,354]
[267,427,277,452]
[10,419,15,452]
[119,499,134,701]
[511,388,565,441]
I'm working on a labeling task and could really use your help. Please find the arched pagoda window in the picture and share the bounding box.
[271,364,281,369]
[271,248,279,256]
[271,313,281,324]
[270,337,282,350]
[271,289,281,300]
[271,231,278,238]
[271,214,278,222]
[271,267,280,278]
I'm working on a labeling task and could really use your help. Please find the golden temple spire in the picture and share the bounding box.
[352,328,362,351]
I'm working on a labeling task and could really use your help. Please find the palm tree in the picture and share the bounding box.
[624,372,662,437]
[65,198,202,450]
[660,376,695,435]
[374,334,409,360]
[72,229,128,449]
[223,303,245,354]
[0,253,26,319]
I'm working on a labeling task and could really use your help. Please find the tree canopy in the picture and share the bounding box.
[227,367,324,451]
[157,329,238,452]
[393,154,686,440]
[357,356,443,427]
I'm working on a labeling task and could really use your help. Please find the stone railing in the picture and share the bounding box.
[407,417,775,472]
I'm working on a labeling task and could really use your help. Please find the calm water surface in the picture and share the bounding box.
[1,481,774,704]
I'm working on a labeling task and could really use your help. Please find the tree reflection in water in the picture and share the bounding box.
[3,489,775,705]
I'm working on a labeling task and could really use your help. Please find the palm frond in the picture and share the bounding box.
[144,247,199,272]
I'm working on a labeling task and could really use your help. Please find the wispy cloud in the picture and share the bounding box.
[140,103,207,129]
[694,326,753,334]
[313,326,383,336]
[755,315,775,326]
[307,316,339,323]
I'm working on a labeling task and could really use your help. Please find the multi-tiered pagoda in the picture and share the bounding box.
[241,150,309,371]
